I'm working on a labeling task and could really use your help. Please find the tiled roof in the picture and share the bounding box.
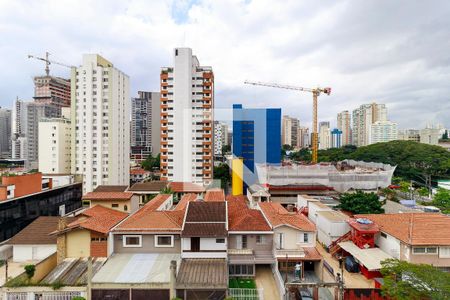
[176,259,227,288]
[9,216,60,245]
[259,202,316,232]
[66,205,128,234]
[356,213,450,246]
[227,195,271,232]
[204,189,225,202]
[144,194,172,211]
[82,191,133,200]
[93,185,128,192]
[182,223,227,237]
[168,182,205,193]
[185,201,226,222]
[130,168,150,175]
[128,180,168,192]
[174,193,198,211]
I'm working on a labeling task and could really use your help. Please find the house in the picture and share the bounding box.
[8,216,60,262]
[174,193,198,211]
[227,195,275,277]
[81,191,139,213]
[356,213,450,271]
[55,205,128,261]
[316,210,350,247]
[127,180,169,203]
[130,167,151,183]
[259,202,321,280]
[168,181,206,201]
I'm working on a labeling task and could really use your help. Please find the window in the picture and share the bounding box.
[111,204,119,208]
[123,235,142,247]
[413,247,437,254]
[298,233,309,243]
[256,235,265,244]
[229,264,254,276]
[216,238,225,244]
[304,233,309,243]
[82,200,90,207]
[155,235,174,247]
[380,232,387,238]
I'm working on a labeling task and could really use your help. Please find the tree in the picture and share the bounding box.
[213,163,231,189]
[337,191,384,214]
[160,186,174,194]
[141,153,160,171]
[430,188,450,214]
[380,259,450,300]
[290,148,311,162]
[221,145,231,156]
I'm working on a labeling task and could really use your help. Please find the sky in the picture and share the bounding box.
[0,0,449,129]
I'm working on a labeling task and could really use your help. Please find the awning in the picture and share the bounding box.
[339,241,392,271]
[176,259,228,289]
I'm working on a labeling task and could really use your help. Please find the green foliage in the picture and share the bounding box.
[24,264,35,279]
[222,144,231,156]
[338,191,384,214]
[290,148,311,161]
[214,163,231,189]
[417,187,429,197]
[141,153,160,171]
[71,297,86,300]
[380,259,450,300]
[51,280,64,290]
[430,188,450,214]
[160,186,174,194]
[398,181,411,193]
[380,188,398,202]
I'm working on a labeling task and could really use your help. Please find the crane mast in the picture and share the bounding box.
[244,80,331,163]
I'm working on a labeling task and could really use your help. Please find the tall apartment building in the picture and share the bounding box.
[0,107,12,158]
[337,110,351,146]
[318,121,331,150]
[130,91,161,162]
[281,115,299,147]
[420,126,441,145]
[38,107,71,174]
[71,54,130,193]
[352,103,387,146]
[397,129,420,142]
[331,128,343,148]
[297,126,310,148]
[11,99,29,160]
[160,48,214,185]
[213,121,229,156]
[33,76,71,108]
[370,121,398,144]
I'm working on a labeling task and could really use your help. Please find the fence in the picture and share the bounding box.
[271,263,285,300]
[4,291,84,300]
[228,288,264,300]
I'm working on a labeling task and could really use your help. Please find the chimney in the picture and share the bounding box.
[169,260,177,299]
[56,217,67,264]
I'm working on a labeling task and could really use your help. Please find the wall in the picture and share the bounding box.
[228,234,273,253]
[316,215,349,247]
[8,252,57,284]
[90,232,107,257]
[181,237,227,259]
[403,244,450,267]
[375,232,400,259]
[66,229,90,258]
[1,172,42,199]
[12,245,56,262]
[90,199,131,213]
[308,202,332,224]
[113,233,181,254]
[274,226,316,250]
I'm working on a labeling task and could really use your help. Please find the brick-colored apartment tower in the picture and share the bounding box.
[160,48,214,186]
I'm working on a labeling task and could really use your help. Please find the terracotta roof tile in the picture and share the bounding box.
[182,223,227,237]
[66,205,128,234]
[93,185,128,192]
[356,213,450,246]
[82,191,133,200]
[130,168,150,175]
[259,202,316,232]
[144,194,172,211]
[9,216,60,245]
[175,193,198,211]
[227,195,271,232]
[128,181,168,192]
[204,189,225,202]
[185,202,226,222]
[168,182,205,193]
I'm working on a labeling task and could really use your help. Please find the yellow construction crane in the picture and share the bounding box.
[244,80,331,163]
[28,51,73,76]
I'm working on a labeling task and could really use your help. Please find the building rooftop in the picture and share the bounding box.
[259,202,316,232]
[168,182,205,193]
[41,257,106,285]
[82,191,133,200]
[317,210,349,222]
[8,216,60,245]
[144,194,172,211]
[356,213,450,246]
[174,193,198,211]
[128,180,168,192]
[93,185,128,192]
[204,188,225,202]
[176,259,227,289]
[227,195,271,232]
[64,205,128,235]
[185,201,226,222]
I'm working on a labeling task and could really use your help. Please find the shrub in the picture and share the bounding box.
[24,264,35,279]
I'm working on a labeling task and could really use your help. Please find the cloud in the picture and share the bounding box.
[0,0,449,130]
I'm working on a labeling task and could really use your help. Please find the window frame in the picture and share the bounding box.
[154,235,174,248]
[413,246,437,255]
[256,235,265,245]
[123,235,142,248]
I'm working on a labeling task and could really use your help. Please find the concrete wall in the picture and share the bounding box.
[1,172,43,199]
[228,234,273,253]
[66,229,90,258]
[375,232,401,259]
[12,245,56,262]
[308,202,332,224]
[113,234,181,254]
[90,199,132,213]
[316,215,349,247]
[8,252,57,284]
[274,226,316,250]
[401,244,450,267]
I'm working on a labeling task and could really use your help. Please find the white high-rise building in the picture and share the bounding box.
[160,48,214,185]
[337,110,351,146]
[370,121,398,144]
[352,103,387,146]
[0,107,12,158]
[71,54,130,193]
[282,115,300,147]
[213,121,228,156]
[11,99,29,160]
[318,121,331,150]
[39,108,71,174]
[297,126,310,148]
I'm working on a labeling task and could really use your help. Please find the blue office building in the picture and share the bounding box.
[232,104,281,187]
[331,128,343,148]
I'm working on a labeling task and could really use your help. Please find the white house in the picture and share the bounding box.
[316,210,350,247]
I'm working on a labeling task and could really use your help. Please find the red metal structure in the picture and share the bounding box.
[348,218,379,249]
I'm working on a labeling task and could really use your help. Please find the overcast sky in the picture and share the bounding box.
[0,0,449,129]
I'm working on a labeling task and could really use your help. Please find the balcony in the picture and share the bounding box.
[228,249,276,264]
